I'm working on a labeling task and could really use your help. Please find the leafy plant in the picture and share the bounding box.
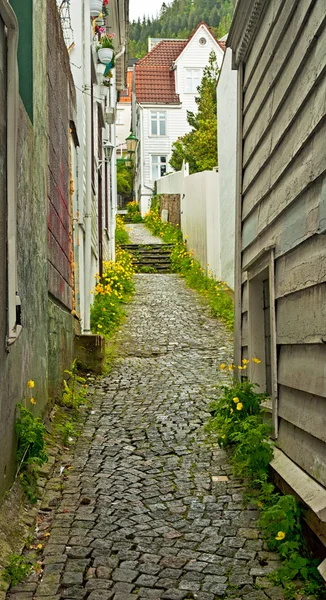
[117,161,133,196]
[207,374,324,598]
[2,553,34,587]
[15,400,48,503]
[55,420,77,446]
[126,200,143,223]
[91,246,135,336]
[16,405,48,467]
[98,34,114,49]
[137,265,157,273]
[61,360,87,410]
[115,214,130,245]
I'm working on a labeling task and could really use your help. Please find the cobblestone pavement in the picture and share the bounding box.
[127,224,164,245]
[8,275,283,600]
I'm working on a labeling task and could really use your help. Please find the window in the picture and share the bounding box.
[116,109,124,125]
[198,36,207,46]
[185,68,202,93]
[150,111,166,136]
[151,155,167,180]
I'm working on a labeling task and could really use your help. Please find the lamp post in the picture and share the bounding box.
[126,131,138,154]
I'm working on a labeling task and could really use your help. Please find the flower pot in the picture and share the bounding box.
[90,0,103,17]
[98,47,114,64]
[96,17,105,26]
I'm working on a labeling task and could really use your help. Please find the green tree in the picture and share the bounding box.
[170,51,219,174]
[117,161,133,196]
[128,0,235,59]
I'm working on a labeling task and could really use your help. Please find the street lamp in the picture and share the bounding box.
[103,140,115,161]
[125,132,138,154]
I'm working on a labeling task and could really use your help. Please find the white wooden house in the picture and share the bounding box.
[133,23,225,215]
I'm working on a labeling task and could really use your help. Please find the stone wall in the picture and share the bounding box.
[0,0,48,498]
[0,0,77,499]
[160,194,181,227]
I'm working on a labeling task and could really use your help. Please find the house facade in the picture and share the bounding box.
[133,23,225,215]
[228,0,326,552]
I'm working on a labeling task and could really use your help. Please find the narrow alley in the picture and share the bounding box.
[7,264,283,600]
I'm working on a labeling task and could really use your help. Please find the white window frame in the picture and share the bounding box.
[184,68,202,94]
[0,0,21,348]
[150,111,167,137]
[150,155,168,181]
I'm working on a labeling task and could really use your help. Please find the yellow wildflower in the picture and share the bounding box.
[242,359,250,365]
[27,380,35,389]
[97,324,102,329]
[30,398,36,405]
[220,363,226,370]
[252,357,261,364]
[221,435,226,439]
[228,364,234,371]
[233,397,239,403]
[275,531,286,541]
[236,402,243,411]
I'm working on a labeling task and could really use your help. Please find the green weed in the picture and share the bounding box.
[2,553,34,587]
[207,375,324,598]
[15,403,48,503]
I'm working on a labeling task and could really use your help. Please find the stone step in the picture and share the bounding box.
[121,244,174,251]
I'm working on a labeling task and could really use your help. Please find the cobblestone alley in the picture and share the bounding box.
[7,273,283,600]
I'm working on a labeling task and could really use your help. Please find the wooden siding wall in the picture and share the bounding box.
[240,0,326,486]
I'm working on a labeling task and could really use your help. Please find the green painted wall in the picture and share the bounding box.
[10,0,33,122]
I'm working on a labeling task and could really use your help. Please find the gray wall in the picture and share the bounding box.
[0,0,48,497]
[0,0,76,498]
[238,0,326,486]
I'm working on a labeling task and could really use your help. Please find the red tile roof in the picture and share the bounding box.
[135,40,185,104]
[135,24,225,104]
[136,66,180,104]
[138,39,187,66]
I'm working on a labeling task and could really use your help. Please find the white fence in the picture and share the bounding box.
[181,170,220,278]
[156,165,234,286]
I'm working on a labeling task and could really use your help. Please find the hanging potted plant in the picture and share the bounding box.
[97,34,115,64]
[103,0,109,17]
[90,0,103,17]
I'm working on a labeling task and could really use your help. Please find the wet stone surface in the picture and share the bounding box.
[127,224,164,245]
[8,275,283,600]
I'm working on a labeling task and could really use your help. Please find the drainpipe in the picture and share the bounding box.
[83,0,92,333]
[110,45,125,262]
[234,63,243,370]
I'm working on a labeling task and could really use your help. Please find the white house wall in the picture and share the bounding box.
[136,26,224,213]
[217,47,237,290]
[116,102,131,151]
[176,25,224,121]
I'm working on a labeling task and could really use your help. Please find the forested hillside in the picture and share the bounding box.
[129,0,235,58]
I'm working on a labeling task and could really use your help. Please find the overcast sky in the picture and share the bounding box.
[129,0,165,21]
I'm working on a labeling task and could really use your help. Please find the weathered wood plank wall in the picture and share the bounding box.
[240,0,326,487]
